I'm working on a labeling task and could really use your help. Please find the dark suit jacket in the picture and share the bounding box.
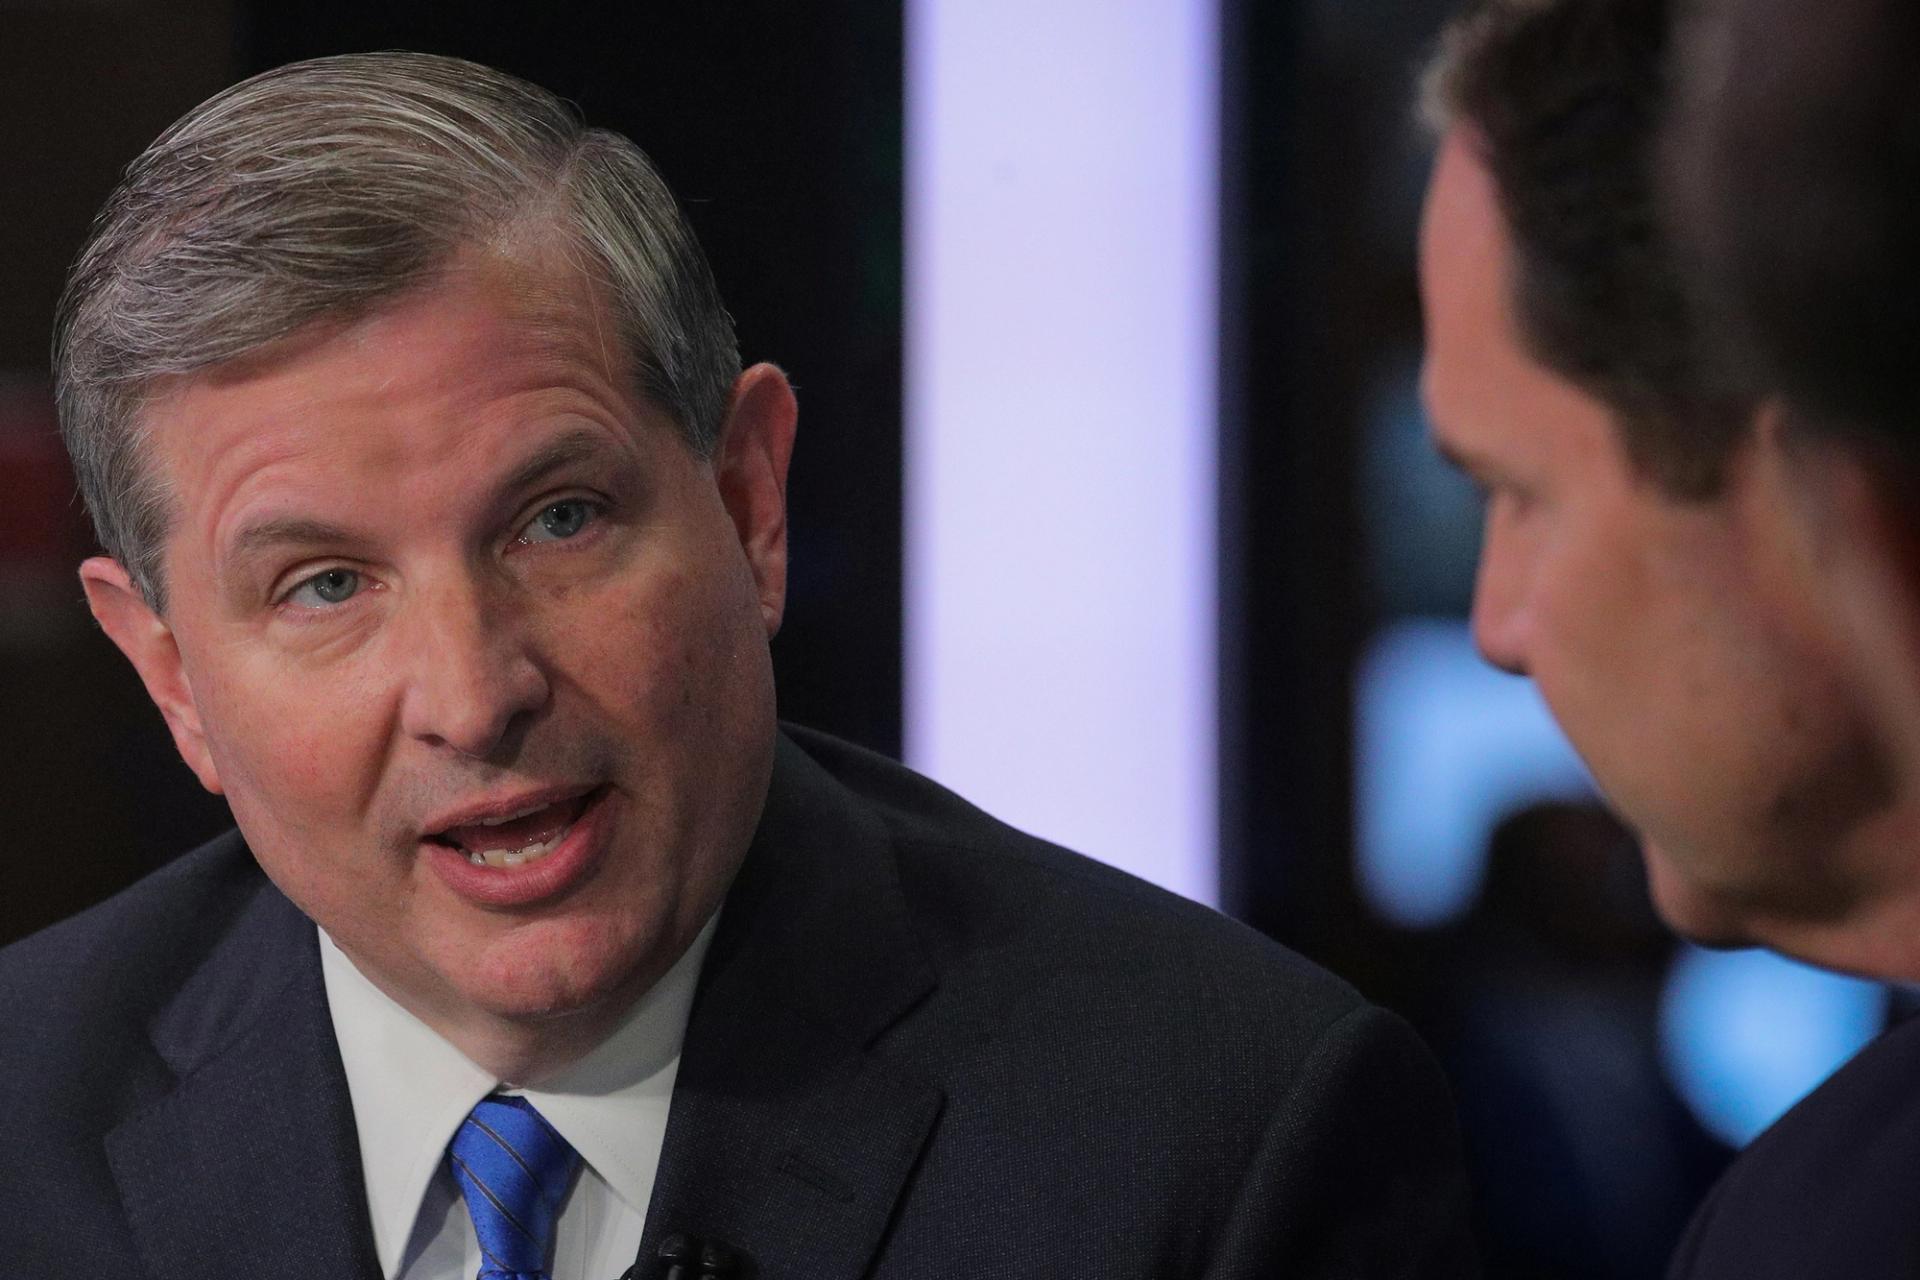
[4,726,1477,1278]
[1669,1008,1920,1278]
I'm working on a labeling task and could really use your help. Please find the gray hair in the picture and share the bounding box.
[54,50,741,609]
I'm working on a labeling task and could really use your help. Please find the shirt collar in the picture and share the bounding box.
[319,918,717,1278]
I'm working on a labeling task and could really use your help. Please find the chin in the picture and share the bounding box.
[459,915,660,1023]
[1641,842,1761,947]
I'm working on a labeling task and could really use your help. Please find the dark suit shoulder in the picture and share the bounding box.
[0,829,296,1108]
[786,723,1366,1040]
[1671,1010,1920,1277]
[779,725,1478,1277]
[0,831,282,1269]
[0,831,261,1022]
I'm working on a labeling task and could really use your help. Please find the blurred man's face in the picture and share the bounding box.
[82,249,796,1068]
[1418,131,1893,943]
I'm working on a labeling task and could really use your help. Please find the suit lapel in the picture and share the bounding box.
[638,733,943,1279]
[107,881,380,1280]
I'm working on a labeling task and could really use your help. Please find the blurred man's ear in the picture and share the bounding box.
[79,557,224,795]
[713,362,798,638]
[1774,407,1920,784]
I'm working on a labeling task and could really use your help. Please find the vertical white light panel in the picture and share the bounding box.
[904,0,1220,905]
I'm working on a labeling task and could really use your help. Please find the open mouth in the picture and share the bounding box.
[427,788,598,870]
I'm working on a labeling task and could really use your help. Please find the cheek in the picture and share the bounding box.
[193,652,394,833]
[1642,841,1756,943]
[206,702,402,933]
[561,560,762,731]
[581,570,701,701]
[1533,517,1650,666]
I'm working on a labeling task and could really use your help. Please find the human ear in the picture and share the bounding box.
[712,363,798,637]
[79,557,224,795]
[1768,407,1920,783]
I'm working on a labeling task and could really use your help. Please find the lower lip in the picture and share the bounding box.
[423,787,612,909]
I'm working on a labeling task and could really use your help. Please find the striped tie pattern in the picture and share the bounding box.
[447,1095,581,1280]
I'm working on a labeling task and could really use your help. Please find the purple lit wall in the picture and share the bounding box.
[903,1,1220,905]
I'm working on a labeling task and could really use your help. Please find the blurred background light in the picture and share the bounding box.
[1355,617,1596,926]
[903,0,1220,904]
[1660,945,1889,1147]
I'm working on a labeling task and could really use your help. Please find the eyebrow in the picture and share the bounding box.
[227,427,619,564]
[497,426,615,497]
[230,515,363,561]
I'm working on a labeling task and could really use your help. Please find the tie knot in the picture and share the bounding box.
[447,1095,581,1280]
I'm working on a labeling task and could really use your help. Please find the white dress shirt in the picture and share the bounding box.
[318,918,717,1280]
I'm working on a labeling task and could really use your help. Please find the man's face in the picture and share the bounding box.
[85,249,795,1053]
[1418,131,1892,942]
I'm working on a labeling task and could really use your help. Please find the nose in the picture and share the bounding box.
[1469,528,1530,677]
[397,581,550,760]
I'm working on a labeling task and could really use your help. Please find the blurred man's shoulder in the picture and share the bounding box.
[1672,1010,1920,1277]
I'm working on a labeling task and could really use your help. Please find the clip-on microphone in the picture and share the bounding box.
[614,1231,745,1280]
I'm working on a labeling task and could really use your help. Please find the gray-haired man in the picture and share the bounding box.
[2,52,1477,1279]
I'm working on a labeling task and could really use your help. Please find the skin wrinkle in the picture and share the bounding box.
[202,261,642,599]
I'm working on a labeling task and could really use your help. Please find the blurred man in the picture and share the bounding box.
[1420,0,1920,1273]
[1650,0,1920,1273]
[1665,0,1920,785]
[0,51,1477,1278]
[1666,0,1920,480]
[1419,0,1901,957]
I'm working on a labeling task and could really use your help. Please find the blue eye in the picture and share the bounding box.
[287,568,361,608]
[519,499,596,544]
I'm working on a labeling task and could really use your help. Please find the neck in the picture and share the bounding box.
[440,1006,627,1087]
[335,936,690,1087]
[1757,895,1920,984]
[1746,800,1920,984]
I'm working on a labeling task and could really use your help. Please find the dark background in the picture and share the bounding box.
[0,4,1736,1275]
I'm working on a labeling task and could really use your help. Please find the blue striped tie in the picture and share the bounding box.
[447,1095,581,1280]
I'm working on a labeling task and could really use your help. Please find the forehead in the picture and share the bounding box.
[156,249,630,451]
[187,247,620,402]
[1418,130,1624,471]
[1418,132,1525,414]
[141,250,659,563]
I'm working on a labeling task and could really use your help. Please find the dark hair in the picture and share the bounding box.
[1666,0,1920,461]
[1424,0,1751,499]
